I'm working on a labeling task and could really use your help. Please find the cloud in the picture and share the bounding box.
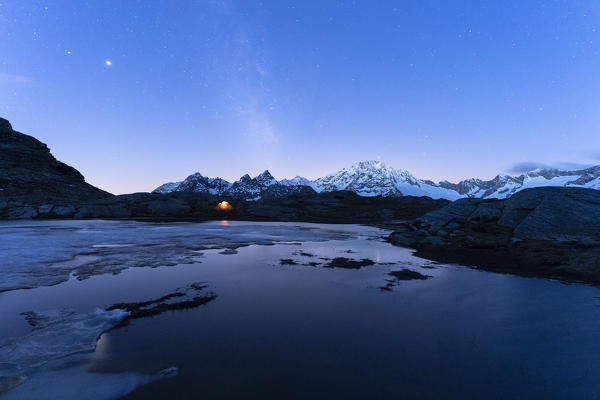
[507,162,549,174]
[508,161,595,174]
[0,73,33,85]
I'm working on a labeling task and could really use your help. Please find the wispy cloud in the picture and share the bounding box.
[0,73,33,85]
[508,161,595,174]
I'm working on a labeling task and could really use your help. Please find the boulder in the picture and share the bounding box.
[53,205,76,216]
[469,201,502,221]
[8,206,38,219]
[37,204,54,214]
[417,198,480,227]
[387,232,417,247]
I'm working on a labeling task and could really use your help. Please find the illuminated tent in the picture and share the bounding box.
[216,201,232,211]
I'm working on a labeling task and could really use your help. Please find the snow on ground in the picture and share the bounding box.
[397,182,463,201]
[521,175,582,190]
[582,177,600,189]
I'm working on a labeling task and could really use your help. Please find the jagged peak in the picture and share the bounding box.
[494,173,513,180]
[256,170,275,179]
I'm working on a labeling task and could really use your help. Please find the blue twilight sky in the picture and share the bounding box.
[1,1,599,194]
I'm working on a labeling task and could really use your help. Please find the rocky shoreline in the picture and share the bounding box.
[386,187,600,284]
[0,189,448,223]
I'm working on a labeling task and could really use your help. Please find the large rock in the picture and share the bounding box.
[506,187,600,241]
[415,187,600,243]
[417,198,480,227]
[469,201,502,221]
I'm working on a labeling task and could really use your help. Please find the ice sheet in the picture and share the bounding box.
[0,308,129,374]
[0,307,180,399]
[1,358,178,400]
[0,220,361,292]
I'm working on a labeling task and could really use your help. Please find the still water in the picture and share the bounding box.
[1,220,599,399]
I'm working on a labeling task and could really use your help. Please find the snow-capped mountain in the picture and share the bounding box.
[153,162,600,201]
[279,176,317,190]
[154,170,279,199]
[311,160,461,200]
[440,166,600,199]
[154,173,231,195]
[225,170,277,199]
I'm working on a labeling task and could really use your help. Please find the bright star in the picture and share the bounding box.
[105,60,112,66]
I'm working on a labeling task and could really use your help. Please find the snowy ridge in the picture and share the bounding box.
[153,162,600,201]
[154,173,231,195]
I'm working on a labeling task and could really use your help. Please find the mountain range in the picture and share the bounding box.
[153,160,600,201]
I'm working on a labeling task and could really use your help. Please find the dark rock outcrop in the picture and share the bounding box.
[0,118,111,217]
[387,187,600,283]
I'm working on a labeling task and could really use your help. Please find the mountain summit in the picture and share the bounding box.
[154,160,600,201]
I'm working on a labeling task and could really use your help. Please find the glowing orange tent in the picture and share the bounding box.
[216,201,232,211]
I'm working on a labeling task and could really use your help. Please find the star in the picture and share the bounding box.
[105,60,112,66]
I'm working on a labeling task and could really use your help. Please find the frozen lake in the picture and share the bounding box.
[1,220,600,399]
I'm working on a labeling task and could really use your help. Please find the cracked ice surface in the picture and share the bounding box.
[0,220,360,292]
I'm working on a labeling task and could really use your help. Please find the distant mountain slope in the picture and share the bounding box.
[154,160,600,201]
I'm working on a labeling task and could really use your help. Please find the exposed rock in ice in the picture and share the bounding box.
[106,282,216,326]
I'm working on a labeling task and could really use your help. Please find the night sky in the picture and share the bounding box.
[1,1,599,194]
